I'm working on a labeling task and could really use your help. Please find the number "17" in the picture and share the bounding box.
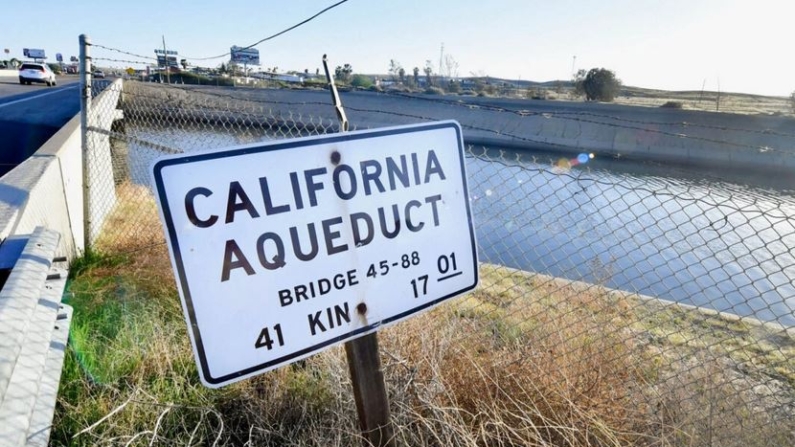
[411,275,428,298]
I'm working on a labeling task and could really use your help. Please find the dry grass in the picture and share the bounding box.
[493,85,791,115]
[615,88,792,115]
[53,186,795,446]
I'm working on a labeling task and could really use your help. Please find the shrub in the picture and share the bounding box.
[525,88,546,100]
[576,68,621,102]
[424,86,445,95]
[350,74,372,89]
[660,101,684,109]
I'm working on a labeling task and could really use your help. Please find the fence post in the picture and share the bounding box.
[79,34,92,252]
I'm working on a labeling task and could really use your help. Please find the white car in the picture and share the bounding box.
[19,63,57,86]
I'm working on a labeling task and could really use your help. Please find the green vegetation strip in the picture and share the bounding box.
[54,248,795,446]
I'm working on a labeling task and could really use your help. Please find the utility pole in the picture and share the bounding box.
[572,55,576,77]
[162,35,170,84]
[439,43,444,80]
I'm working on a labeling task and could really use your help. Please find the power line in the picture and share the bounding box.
[183,0,350,61]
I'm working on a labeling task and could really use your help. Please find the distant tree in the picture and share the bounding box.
[444,54,459,79]
[219,63,227,74]
[577,68,621,101]
[423,60,433,86]
[351,74,373,89]
[9,58,19,68]
[413,67,420,85]
[572,69,587,98]
[180,59,188,70]
[335,64,353,83]
[388,59,402,82]
[398,67,406,84]
[47,63,62,74]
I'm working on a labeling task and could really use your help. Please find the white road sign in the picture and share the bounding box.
[23,48,46,59]
[151,121,478,388]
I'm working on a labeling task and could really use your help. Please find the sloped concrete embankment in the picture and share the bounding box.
[121,83,795,173]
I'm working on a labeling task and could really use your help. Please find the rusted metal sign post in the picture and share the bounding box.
[323,54,394,447]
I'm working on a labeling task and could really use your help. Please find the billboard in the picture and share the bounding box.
[155,49,179,68]
[23,48,46,59]
[230,46,260,65]
[56,53,63,62]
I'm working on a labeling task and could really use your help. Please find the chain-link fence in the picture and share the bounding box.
[73,53,795,445]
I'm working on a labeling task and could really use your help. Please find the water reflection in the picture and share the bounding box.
[120,126,795,326]
[468,147,795,326]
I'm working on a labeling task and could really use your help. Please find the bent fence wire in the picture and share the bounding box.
[84,69,795,445]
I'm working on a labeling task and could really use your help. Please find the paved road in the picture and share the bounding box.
[0,76,81,176]
[0,75,80,99]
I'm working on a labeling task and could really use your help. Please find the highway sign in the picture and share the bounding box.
[151,121,478,388]
[23,48,45,59]
[56,53,63,62]
[230,46,260,65]
[154,49,178,68]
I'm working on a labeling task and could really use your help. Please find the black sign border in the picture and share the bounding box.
[153,120,478,386]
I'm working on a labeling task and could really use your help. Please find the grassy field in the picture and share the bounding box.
[124,77,794,119]
[51,183,795,446]
[616,87,792,115]
[502,85,792,116]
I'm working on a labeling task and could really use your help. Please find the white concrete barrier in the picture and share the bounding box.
[0,78,123,259]
[0,68,17,80]
[0,116,83,258]
[0,77,122,447]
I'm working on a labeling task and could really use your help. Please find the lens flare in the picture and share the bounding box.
[553,153,595,172]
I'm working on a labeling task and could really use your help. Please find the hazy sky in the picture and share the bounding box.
[2,0,793,96]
